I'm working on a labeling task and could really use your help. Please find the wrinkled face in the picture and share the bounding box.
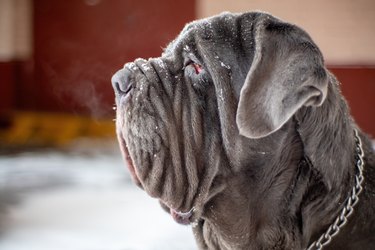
[112,12,255,225]
[112,11,327,229]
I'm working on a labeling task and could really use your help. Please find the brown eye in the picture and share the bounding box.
[183,59,204,75]
[191,63,203,74]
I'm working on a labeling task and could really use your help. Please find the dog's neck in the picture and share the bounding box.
[194,75,375,249]
[295,78,375,249]
[294,75,358,244]
[277,75,375,248]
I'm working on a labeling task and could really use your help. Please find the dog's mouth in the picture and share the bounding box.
[160,201,195,225]
[118,135,142,187]
[170,207,195,225]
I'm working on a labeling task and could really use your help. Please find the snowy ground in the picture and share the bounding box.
[0,140,196,250]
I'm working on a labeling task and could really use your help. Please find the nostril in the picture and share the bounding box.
[124,82,133,94]
[111,68,133,95]
[113,81,132,94]
[113,81,121,93]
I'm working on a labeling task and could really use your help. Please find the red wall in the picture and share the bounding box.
[0,63,15,114]
[29,0,195,118]
[1,1,374,136]
[329,67,375,137]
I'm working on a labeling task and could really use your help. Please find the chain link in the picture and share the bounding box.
[306,129,365,250]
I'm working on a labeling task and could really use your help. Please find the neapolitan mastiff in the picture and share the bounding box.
[112,12,375,250]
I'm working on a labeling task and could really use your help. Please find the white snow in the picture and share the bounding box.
[218,88,224,102]
[0,140,196,250]
[125,62,137,71]
[183,45,190,52]
[220,62,230,70]
[141,63,151,71]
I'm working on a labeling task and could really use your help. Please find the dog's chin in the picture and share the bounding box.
[116,98,196,225]
[121,144,195,225]
[120,141,195,225]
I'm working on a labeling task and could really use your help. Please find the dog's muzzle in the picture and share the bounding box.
[111,68,134,99]
[111,67,141,186]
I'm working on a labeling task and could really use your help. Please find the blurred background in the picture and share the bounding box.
[0,0,374,249]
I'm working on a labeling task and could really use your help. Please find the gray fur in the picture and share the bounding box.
[236,16,328,138]
[112,11,375,250]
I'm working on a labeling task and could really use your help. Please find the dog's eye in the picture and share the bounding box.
[183,60,211,92]
[191,63,203,74]
[185,61,203,74]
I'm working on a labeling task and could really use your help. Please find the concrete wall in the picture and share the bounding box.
[0,0,32,61]
[197,0,375,65]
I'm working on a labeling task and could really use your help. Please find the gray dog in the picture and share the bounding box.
[112,12,375,250]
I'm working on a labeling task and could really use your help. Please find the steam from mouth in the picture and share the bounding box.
[43,61,113,119]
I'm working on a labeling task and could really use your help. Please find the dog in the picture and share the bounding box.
[112,11,375,249]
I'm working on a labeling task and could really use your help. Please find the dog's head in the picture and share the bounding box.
[112,12,329,227]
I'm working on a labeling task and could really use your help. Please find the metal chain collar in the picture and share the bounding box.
[306,129,365,250]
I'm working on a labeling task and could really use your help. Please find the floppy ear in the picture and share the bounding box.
[236,16,329,139]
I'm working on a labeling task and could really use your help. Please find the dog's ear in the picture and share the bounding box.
[236,16,329,139]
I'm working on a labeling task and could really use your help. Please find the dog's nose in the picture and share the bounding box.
[111,68,133,95]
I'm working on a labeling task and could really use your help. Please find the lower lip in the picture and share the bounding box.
[170,207,194,225]
[119,136,141,186]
